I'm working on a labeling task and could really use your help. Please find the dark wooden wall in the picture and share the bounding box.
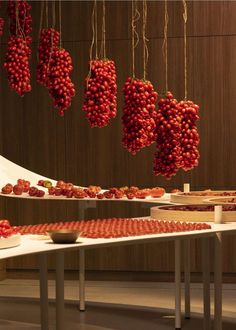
[0,1,236,275]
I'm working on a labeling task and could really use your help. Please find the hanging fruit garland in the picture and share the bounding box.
[0,1,5,36]
[36,0,75,116]
[4,0,32,96]
[122,0,158,154]
[153,0,200,179]
[82,0,118,128]
[177,0,200,171]
[153,0,181,179]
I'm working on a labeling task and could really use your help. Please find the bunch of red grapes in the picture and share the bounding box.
[0,17,4,36]
[178,100,200,170]
[4,0,32,96]
[36,28,59,87]
[153,92,182,179]
[153,91,200,179]
[36,28,75,116]
[83,59,117,127]
[122,77,158,154]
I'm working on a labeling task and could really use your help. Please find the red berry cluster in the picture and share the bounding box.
[7,0,32,36]
[36,28,59,87]
[4,0,32,96]
[0,17,4,36]
[0,220,18,238]
[153,92,182,179]
[48,48,75,116]
[153,92,200,179]
[178,100,200,171]
[17,218,211,239]
[36,28,75,116]
[83,59,117,127]
[122,77,158,154]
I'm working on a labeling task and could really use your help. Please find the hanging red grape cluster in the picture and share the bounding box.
[36,28,59,87]
[4,0,32,96]
[36,28,75,116]
[47,48,75,116]
[178,100,200,170]
[153,92,200,179]
[0,17,4,36]
[82,59,117,127]
[122,77,158,154]
[153,92,182,179]
[0,0,4,37]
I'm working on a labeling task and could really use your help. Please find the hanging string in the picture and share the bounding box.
[162,0,169,92]
[99,0,106,59]
[182,0,188,100]
[131,0,140,79]
[15,0,25,39]
[38,0,44,38]
[52,0,56,29]
[142,0,148,81]
[59,0,62,48]
[94,0,98,59]
[89,0,96,61]
[46,0,48,28]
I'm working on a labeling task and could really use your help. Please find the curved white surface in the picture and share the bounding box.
[0,155,171,204]
[0,233,21,249]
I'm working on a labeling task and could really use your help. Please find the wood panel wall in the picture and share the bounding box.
[0,1,236,275]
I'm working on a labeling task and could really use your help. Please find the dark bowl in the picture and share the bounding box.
[47,229,80,244]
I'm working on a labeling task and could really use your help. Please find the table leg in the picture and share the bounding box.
[39,254,49,330]
[56,251,64,330]
[175,240,181,330]
[214,233,222,330]
[184,239,190,319]
[202,238,211,330]
[79,248,85,311]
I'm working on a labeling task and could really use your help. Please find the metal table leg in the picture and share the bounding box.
[214,233,222,330]
[56,251,64,330]
[175,240,181,330]
[79,249,85,311]
[39,254,49,330]
[202,237,211,330]
[184,239,190,319]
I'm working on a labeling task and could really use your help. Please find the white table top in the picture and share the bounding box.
[1,222,236,260]
[0,155,171,204]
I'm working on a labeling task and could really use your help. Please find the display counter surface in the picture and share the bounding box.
[1,222,236,260]
[0,155,171,204]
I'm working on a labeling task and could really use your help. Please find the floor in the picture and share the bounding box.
[0,280,236,329]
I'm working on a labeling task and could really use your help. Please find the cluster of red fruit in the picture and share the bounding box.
[0,220,18,238]
[178,100,200,170]
[17,218,211,239]
[7,0,32,36]
[83,59,117,127]
[36,28,59,87]
[1,179,45,198]
[4,0,32,96]
[44,180,165,200]
[153,92,200,179]
[0,17,4,36]
[36,28,75,116]
[153,92,182,179]
[122,78,158,154]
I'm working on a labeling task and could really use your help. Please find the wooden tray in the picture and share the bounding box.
[150,204,236,223]
[204,197,236,205]
[170,190,236,204]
